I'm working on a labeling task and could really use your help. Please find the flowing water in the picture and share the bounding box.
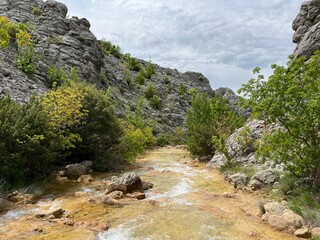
[0,147,295,240]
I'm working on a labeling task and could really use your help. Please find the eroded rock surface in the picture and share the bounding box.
[293,0,320,58]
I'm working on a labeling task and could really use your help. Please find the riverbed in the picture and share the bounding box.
[0,146,295,239]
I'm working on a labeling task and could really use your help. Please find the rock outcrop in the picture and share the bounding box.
[110,172,143,193]
[262,202,304,234]
[64,164,86,180]
[0,0,247,134]
[293,0,320,58]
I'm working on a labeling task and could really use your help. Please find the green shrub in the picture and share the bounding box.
[136,69,145,85]
[239,51,320,188]
[68,83,123,170]
[122,126,148,162]
[31,7,41,16]
[145,83,157,100]
[16,43,39,76]
[125,54,142,71]
[156,133,170,146]
[47,66,68,87]
[0,97,55,187]
[123,97,156,162]
[187,93,245,156]
[163,76,170,84]
[149,95,161,109]
[188,88,197,96]
[48,35,62,44]
[100,40,122,59]
[179,83,187,95]
[0,69,124,188]
[124,70,133,88]
[145,61,155,79]
[220,162,256,178]
[172,127,187,145]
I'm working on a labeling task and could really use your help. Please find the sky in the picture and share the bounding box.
[57,0,303,91]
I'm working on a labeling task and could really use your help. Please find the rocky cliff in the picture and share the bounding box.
[0,0,246,133]
[293,0,320,58]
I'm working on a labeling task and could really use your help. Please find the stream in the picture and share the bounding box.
[0,146,295,240]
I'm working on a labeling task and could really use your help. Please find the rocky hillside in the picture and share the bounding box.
[293,0,320,58]
[0,0,247,133]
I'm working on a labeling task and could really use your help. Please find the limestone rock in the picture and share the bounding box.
[142,181,154,190]
[206,153,227,168]
[263,202,286,215]
[215,87,251,118]
[105,181,127,194]
[35,208,65,219]
[65,164,86,180]
[262,201,304,234]
[77,174,94,183]
[111,172,143,192]
[293,0,320,58]
[6,191,37,204]
[248,169,279,190]
[227,173,249,188]
[126,192,146,200]
[294,227,311,238]
[226,120,266,162]
[101,196,121,205]
[311,227,320,237]
[106,190,124,199]
[80,160,93,173]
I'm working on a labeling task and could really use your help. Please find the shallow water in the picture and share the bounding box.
[0,147,296,240]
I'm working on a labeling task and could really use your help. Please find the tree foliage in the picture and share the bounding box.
[239,52,320,187]
[187,93,245,156]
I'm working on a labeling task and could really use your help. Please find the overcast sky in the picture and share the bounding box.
[58,0,303,91]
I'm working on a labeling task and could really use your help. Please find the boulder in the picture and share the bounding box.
[77,174,93,183]
[227,173,249,188]
[248,179,263,190]
[142,181,154,190]
[80,160,93,173]
[226,120,267,161]
[262,201,304,234]
[106,191,124,199]
[248,169,279,190]
[101,196,121,205]
[6,191,37,204]
[111,172,143,192]
[126,192,146,200]
[105,181,127,194]
[65,164,86,180]
[311,227,320,237]
[206,153,226,168]
[263,202,287,215]
[294,227,311,238]
[35,208,65,219]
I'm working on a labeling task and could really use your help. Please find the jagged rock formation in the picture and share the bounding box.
[0,0,247,133]
[293,0,320,58]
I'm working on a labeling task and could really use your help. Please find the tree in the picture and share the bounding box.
[239,51,320,188]
[186,93,244,156]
